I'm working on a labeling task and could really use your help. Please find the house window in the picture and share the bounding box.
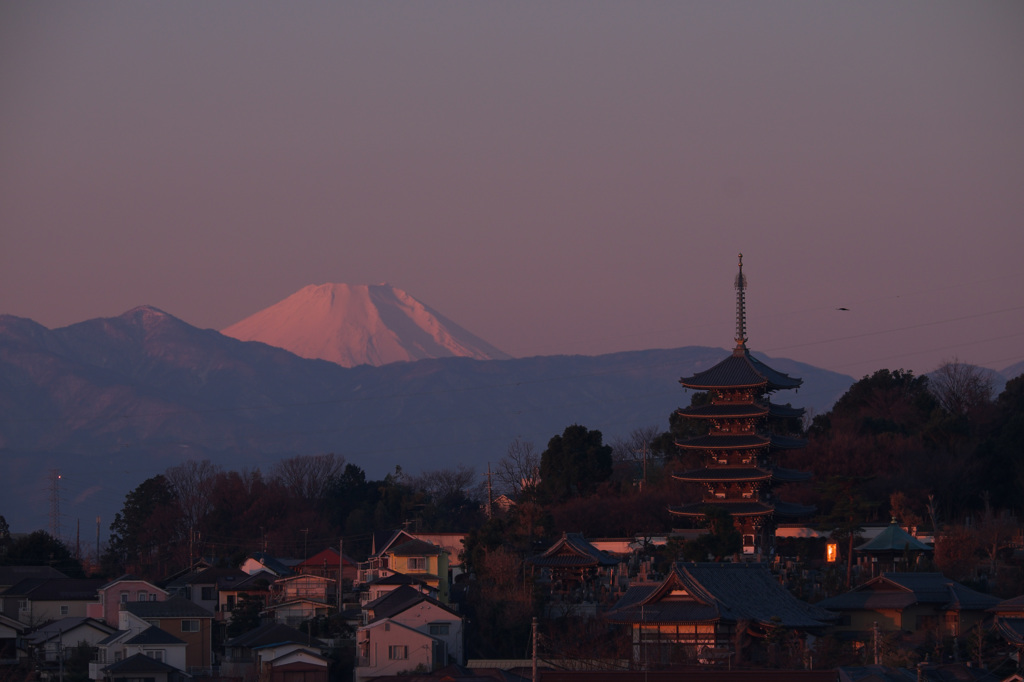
[388,645,408,660]
[429,623,450,636]
[201,587,215,601]
[145,650,164,662]
[408,557,426,571]
[60,605,69,616]
[138,591,148,601]
[120,592,129,604]
[181,620,200,632]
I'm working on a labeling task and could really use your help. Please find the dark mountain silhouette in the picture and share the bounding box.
[0,306,856,535]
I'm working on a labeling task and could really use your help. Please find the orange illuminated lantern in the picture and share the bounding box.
[826,543,838,563]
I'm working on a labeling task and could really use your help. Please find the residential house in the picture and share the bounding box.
[0,567,67,593]
[27,617,115,663]
[294,547,358,586]
[164,566,248,619]
[260,648,330,682]
[93,625,188,679]
[606,562,835,668]
[1,578,105,627]
[362,573,436,606]
[120,596,215,673]
[355,584,464,681]
[218,570,275,623]
[100,652,190,682]
[240,553,299,578]
[87,576,167,626]
[0,613,25,665]
[817,572,1000,642]
[223,621,328,682]
[363,539,451,604]
[262,574,336,626]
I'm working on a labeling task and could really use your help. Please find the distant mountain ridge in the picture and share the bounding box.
[0,306,860,534]
[222,283,510,367]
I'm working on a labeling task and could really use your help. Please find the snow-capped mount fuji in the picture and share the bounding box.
[221,283,511,367]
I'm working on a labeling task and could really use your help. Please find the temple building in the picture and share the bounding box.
[670,255,813,556]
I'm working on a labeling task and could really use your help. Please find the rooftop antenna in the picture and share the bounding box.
[734,253,748,353]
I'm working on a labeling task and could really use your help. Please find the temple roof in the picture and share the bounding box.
[528,532,619,568]
[855,520,933,554]
[606,562,835,629]
[817,573,999,612]
[680,350,803,392]
[679,403,769,418]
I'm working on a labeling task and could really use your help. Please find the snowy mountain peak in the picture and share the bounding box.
[221,283,510,368]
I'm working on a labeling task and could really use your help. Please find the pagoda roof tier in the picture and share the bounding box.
[676,433,770,450]
[676,433,806,450]
[772,466,813,483]
[669,501,776,517]
[678,402,806,420]
[773,500,817,517]
[673,467,773,483]
[679,403,769,418]
[680,349,803,392]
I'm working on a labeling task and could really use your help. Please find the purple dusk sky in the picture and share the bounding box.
[1,2,1022,380]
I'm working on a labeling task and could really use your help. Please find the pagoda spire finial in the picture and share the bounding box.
[734,253,748,352]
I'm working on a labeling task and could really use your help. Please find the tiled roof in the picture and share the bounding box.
[226,621,321,649]
[0,566,67,587]
[677,434,770,450]
[124,595,213,619]
[27,617,114,644]
[3,578,104,601]
[678,404,770,418]
[669,501,775,517]
[528,533,619,568]
[680,351,802,391]
[855,522,933,553]
[365,585,457,621]
[607,563,834,630]
[104,652,181,674]
[388,539,445,556]
[673,467,772,483]
[818,573,999,612]
[124,626,184,645]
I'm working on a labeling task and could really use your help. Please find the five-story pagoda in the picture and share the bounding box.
[670,255,813,556]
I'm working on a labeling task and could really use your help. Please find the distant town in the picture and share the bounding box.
[2,260,1023,682]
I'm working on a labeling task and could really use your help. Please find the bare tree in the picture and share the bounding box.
[271,453,345,502]
[494,438,540,498]
[410,464,481,501]
[165,459,221,531]
[930,358,994,416]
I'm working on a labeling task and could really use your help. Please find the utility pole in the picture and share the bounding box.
[95,517,101,565]
[484,464,494,519]
[338,537,344,611]
[301,529,309,560]
[531,617,538,682]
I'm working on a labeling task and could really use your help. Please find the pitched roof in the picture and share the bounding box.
[607,562,835,630]
[26,617,114,644]
[818,573,999,612]
[124,626,185,646]
[364,585,458,621]
[124,595,213,619]
[388,539,445,556]
[103,652,182,674]
[680,350,802,392]
[0,566,68,587]
[2,578,104,601]
[855,521,933,554]
[528,533,619,568]
[226,621,322,649]
[366,573,430,588]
